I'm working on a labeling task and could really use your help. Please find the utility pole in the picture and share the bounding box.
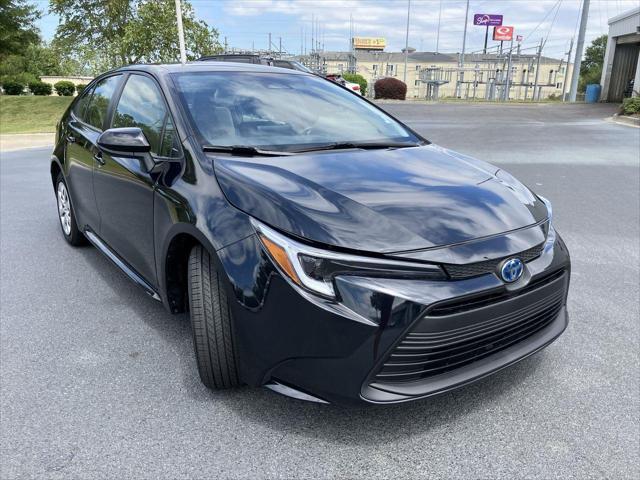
[504,37,514,101]
[569,0,590,102]
[436,0,442,54]
[279,37,282,58]
[562,38,574,101]
[224,36,228,53]
[403,0,411,84]
[268,33,272,54]
[456,0,470,97]
[533,38,543,101]
[174,0,187,64]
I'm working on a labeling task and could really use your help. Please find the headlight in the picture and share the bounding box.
[251,219,444,299]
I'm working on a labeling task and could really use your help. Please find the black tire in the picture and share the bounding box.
[55,172,87,246]
[188,245,240,389]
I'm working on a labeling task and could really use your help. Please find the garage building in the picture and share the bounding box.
[600,6,640,101]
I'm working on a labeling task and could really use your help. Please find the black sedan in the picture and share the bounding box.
[50,62,570,405]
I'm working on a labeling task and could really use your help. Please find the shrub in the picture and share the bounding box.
[1,80,25,95]
[28,81,53,96]
[374,77,407,100]
[621,97,640,115]
[54,80,75,96]
[342,73,368,96]
[75,83,88,95]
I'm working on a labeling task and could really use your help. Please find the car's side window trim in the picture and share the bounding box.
[110,72,183,159]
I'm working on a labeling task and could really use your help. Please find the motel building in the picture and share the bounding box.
[297,37,573,101]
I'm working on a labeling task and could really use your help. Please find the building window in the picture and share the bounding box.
[415,80,420,86]
[559,66,565,74]
[373,64,378,74]
[386,64,394,76]
[415,65,421,71]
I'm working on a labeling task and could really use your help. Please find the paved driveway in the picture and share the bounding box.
[1,103,638,479]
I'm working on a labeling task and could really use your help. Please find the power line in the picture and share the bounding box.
[542,0,563,49]
[522,0,562,44]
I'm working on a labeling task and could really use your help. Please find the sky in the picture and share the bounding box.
[32,0,639,60]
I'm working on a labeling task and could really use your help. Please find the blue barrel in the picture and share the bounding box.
[585,84,601,103]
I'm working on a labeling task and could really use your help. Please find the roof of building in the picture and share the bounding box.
[311,50,564,65]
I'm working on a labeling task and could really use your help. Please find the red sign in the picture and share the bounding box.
[493,26,514,41]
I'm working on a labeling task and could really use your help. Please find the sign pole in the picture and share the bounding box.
[483,25,488,54]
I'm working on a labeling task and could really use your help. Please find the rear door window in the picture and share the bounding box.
[73,85,94,121]
[85,75,122,131]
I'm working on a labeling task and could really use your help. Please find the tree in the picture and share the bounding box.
[0,0,41,59]
[579,34,607,92]
[50,0,222,73]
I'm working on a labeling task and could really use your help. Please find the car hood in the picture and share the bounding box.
[213,144,548,253]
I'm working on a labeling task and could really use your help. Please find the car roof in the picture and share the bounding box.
[114,61,309,76]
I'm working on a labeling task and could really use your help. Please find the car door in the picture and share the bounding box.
[64,75,122,230]
[93,73,181,287]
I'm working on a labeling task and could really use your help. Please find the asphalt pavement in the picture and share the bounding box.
[1,102,638,479]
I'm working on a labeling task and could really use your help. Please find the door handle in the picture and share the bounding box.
[66,134,76,143]
[93,151,105,165]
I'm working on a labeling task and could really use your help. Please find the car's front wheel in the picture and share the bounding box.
[55,172,86,246]
[188,245,241,389]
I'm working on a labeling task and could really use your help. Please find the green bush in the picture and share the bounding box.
[621,97,640,115]
[54,80,75,96]
[374,77,407,100]
[342,73,368,96]
[28,81,53,96]
[2,80,25,95]
[75,83,88,94]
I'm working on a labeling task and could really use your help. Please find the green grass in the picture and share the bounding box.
[0,96,73,134]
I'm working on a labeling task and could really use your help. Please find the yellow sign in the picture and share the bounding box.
[352,37,386,50]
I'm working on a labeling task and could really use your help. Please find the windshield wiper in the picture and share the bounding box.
[202,145,294,156]
[289,141,422,154]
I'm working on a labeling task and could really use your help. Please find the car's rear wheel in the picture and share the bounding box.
[55,173,86,246]
[188,245,241,389]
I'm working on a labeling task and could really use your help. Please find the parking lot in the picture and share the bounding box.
[1,102,638,479]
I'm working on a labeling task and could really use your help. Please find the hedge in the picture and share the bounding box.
[28,81,53,96]
[374,77,407,100]
[621,97,640,115]
[54,80,75,96]
[2,80,26,95]
[75,83,88,94]
[342,73,368,96]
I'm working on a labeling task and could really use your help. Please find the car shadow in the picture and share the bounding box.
[76,236,547,446]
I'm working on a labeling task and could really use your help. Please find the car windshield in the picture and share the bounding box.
[172,71,421,152]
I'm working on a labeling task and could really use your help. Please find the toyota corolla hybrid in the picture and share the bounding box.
[51,62,570,404]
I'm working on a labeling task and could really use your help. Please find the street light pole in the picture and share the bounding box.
[403,0,411,84]
[569,0,591,102]
[174,0,187,64]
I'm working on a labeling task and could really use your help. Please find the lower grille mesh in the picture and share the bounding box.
[374,275,565,383]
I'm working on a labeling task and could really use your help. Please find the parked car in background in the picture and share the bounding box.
[272,59,314,73]
[51,62,570,405]
[326,74,362,95]
[197,54,272,65]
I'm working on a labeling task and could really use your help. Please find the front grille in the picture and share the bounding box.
[374,272,566,383]
[442,243,544,280]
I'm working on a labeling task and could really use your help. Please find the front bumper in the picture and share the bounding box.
[218,229,571,405]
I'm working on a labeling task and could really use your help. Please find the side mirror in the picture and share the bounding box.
[97,127,151,154]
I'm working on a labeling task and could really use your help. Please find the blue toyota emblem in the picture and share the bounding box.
[501,258,524,283]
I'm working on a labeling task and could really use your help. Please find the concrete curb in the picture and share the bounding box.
[0,133,55,153]
[607,114,640,128]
